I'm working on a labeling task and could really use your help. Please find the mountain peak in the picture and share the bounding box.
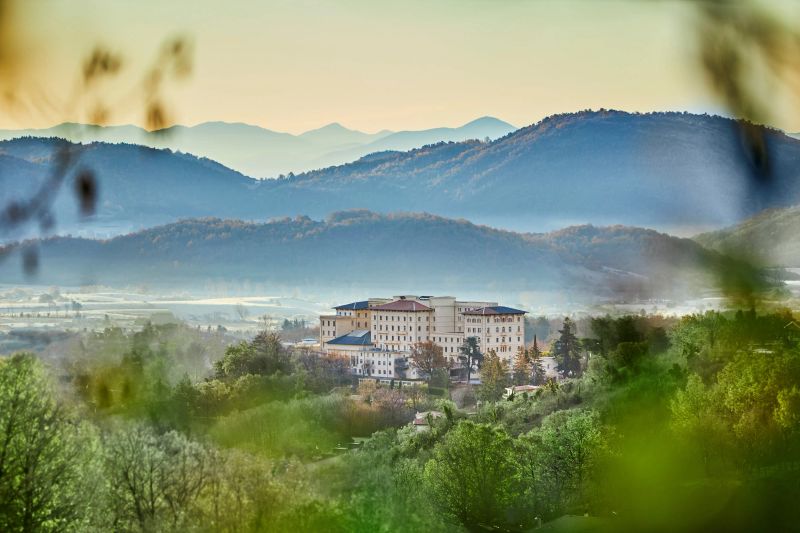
[461,116,515,130]
[300,122,358,137]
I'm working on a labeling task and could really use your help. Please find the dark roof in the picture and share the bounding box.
[334,300,369,311]
[371,300,432,312]
[326,330,372,346]
[462,306,527,316]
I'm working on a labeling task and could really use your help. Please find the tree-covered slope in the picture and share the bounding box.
[695,205,800,266]
[264,110,800,231]
[1,210,751,299]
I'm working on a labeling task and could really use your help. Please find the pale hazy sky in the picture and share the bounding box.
[5,0,799,133]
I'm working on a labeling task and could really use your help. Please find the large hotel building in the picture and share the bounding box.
[319,295,526,380]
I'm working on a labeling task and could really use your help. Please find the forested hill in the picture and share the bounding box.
[694,204,800,266]
[0,137,260,238]
[3,110,800,239]
[1,211,755,300]
[269,110,800,231]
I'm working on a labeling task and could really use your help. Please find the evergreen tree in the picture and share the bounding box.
[529,335,547,385]
[554,317,582,377]
[458,336,483,385]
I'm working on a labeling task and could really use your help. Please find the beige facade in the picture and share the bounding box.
[319,315,338,343]
[320,295,526,379]
[319,298,389,345]
[463,311,526,365]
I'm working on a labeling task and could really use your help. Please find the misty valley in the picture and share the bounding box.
[3,1,800,531]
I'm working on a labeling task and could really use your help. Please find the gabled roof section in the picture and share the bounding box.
[371,299,432,312]
[334,300,369,310]
[326,330,372,346]
[462,305,527,315]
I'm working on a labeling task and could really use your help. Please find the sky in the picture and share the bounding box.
[3,0,799,134]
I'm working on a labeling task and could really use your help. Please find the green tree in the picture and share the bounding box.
[527,409,606,515]
[530,335,547,385]
[0,353,103,532]
[214,331,291,379]
[105,425,211,531]
[479,350,509,403]
[424,421,517,529]
[670,374,728,473]
[554,317,582,377]
[458,336,483,385]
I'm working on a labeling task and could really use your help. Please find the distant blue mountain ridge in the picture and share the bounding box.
[0,116,516,178]
[1,110,799,240]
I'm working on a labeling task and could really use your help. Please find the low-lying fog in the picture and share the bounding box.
[0,283,738,355]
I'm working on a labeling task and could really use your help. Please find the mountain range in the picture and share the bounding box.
[3,110,800,241]
[0,210,752,302]
[695,205,800,266]
[0,117,516,178]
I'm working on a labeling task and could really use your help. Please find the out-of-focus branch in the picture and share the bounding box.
[0,0,192,275]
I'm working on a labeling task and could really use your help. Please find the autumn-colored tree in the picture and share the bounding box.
[410,340,446,382]
[512,347,531,385]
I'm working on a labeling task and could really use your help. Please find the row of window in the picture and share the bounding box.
[374,314,431,322]
[465,326,522,334]
[375,324,429,332]
[353,368,393,376]
[464,315,522,323]
[376,334,425,342]
[485,337,522,344]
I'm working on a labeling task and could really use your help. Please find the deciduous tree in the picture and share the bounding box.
[410,341,446,382]
[424,422,517,528]
[512,347,531,385]
[0,354,102,532]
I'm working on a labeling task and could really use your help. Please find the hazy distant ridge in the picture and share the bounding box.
[3,110,800,239]
[0,210,740,301]
[0,116,516,178]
